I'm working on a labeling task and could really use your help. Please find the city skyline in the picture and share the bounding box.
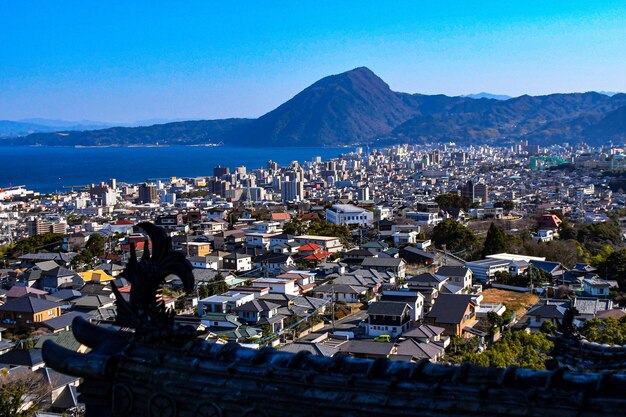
[2,1,626,123]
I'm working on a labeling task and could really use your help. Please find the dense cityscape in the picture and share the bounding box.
[2,141,626,414]
[4,1,626,416]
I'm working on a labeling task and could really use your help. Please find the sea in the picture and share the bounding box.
[0,146,351,194]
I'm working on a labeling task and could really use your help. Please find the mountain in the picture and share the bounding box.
[4,119,252,146]
[463,92,512,101]
[229,67,416,147]
[0,119,116,137]
[3,67,626,147]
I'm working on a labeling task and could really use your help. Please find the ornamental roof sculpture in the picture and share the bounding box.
[42,224,626,417]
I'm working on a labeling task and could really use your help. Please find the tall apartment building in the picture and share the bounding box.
[26,218,67,237]
[282,180,304,203]
[213,165,230,178]
[461,178,489,203]
[138,183,158,204]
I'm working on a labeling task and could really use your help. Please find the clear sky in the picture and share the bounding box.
[1,1,626,123]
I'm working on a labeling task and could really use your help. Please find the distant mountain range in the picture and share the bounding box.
[463,93,512,101]
[3,67,626,147]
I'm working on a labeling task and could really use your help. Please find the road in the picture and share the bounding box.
[320,309,368,332]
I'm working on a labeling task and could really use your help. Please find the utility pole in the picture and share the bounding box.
[331,285,336,333]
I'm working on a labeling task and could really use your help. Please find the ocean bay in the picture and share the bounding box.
[0,146,348,193]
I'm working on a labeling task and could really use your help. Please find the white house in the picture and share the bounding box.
[198,292,255,314]
[405,212,441,226]
[380,289,425,321]
[325,204,373,227]
[189,255,221,270]
[252,277,298,295]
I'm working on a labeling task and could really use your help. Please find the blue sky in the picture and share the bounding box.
[1,1,625,123]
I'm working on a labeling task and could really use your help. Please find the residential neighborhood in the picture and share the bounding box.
[2,143,626,415]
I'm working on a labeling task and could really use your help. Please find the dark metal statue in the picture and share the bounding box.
[42,224,626,417]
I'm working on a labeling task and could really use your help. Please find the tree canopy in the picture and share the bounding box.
[482,223,507,258]
[452,331,553,370]
[581,317,626,345]
[1,233,64,261]
[431,219,477,252]
[599,249,626,291]
[434,193,471,211]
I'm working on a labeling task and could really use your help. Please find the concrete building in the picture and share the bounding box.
[326,204,373,227]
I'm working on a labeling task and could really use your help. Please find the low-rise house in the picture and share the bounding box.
[280,333,343,357]
[393,230,419,246]
[582,276,615,297]
[365,301,412,337]
[380,289,425,321]
[0,348,45,370]
[5,286,48,299]
[402,324,449,347]
[406,273,447,311]
[254,253,295,276]
[361,241,389,255]
[436,265,472,291]
[213,229,246,252]
[276,272,316,294]
[424,293,480,338]
[181,241,212,257]
[571,297,613,322]
[360,257,406,279]
[0,296,62,329]
[399,246,440,266]
[295,235,343,253]
[339,340,398,360]
[233,299,285,334]
[252,277,298,295]
[189,255,221,270]
[19,252,76,269]
[198,292,255,314]
[39,311,90,333]
[526,301,568,329]
[396,337,445,362]
[222,252,253,272]
[313,283,369,303]
[530,260,567,281]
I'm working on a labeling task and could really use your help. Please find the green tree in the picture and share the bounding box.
[72,233,106,269]
[558,220,577,241]
[307,220,351,245]
[283,218,308,236]
[581,317,626,345]
[600,249,626,290]
[0,370,49,417]
[3,233,64,261]
[482,223,507,257]
[431,219,477,252]
[434,193,471,211]
[459,331,553,370]
[494,200,515,211]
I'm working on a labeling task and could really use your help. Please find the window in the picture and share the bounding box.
[48,310,53,316]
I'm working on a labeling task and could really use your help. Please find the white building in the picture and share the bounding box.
[325,204,373,227]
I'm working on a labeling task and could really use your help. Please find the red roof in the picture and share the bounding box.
[303,251,332,260]
[114,220,135,225]
[117,285,132,293]
[271,212,291,221]
[121,240,152,251]
[298,243,320,252]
